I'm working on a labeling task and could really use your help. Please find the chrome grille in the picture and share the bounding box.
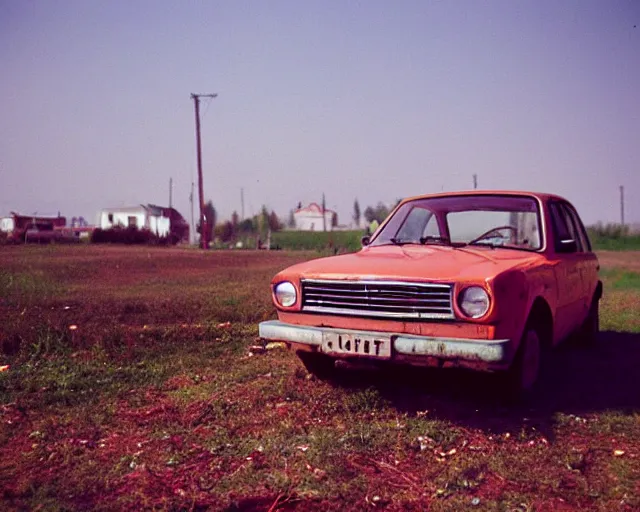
[301,279,454,320]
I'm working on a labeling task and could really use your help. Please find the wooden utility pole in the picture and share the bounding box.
[169,177,173,208]
[473,174,478,189]
[191,93,217,249]
[190,181,195,244]
[620,185,625,226]
[241,187,245,221]
[322,193,326,232]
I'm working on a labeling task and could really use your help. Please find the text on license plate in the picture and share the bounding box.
[322,332,391,359]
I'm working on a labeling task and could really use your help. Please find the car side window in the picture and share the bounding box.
[558,204,584,252]
[549,203,573,252]
[564,204,591,252]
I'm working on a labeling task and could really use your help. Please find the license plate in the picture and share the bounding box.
[322,332,392,359]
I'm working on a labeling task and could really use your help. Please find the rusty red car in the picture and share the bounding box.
[259,191,601,397]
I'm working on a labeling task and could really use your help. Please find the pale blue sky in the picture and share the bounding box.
[1,1,638,226]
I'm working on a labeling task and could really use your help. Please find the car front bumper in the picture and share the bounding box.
[258,320,512,370]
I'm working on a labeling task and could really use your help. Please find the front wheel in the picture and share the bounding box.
[503,327,545,401]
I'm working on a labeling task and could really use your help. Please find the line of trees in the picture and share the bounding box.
[197,200,283,245]
[353,199,403,226]
[195,197,403,246]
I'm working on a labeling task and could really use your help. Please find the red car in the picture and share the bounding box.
[259,191,601,397]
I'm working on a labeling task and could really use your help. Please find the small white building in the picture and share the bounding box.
[293,203,337,231]
[98,204,171,237]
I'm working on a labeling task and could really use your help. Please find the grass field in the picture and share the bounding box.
[271,230,363,252]
[1,246,639,511]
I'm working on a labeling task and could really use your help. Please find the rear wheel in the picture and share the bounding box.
[297,351,335,380]
[579,297,600,346]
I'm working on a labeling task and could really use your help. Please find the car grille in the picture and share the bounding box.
[301,279,454,320]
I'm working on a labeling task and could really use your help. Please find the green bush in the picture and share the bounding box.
[91,226,170,245]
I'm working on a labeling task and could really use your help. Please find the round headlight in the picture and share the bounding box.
[274,281,297,307]
[459,286,490,318]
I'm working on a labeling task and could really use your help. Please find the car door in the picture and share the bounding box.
[548,202,586,341]
[562,202,599,318]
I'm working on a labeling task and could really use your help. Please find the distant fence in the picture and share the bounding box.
[271,230,364,252]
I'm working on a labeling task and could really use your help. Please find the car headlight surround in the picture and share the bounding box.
[458,286,490,319]
[274,281,297,307]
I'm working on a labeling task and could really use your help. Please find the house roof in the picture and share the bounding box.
[294,202,336,215]
[100,206,148,214]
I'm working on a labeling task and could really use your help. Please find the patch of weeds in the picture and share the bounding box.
[0,270,66,305]
[340,422,386,451]
[342,386,387,413]
[306,428,343,467]
[587,410,640,436]
[404,417,461,451]
[26,324,74,360]
[20,482,72,512]
[0,350,175,408]
[608,458,640,509]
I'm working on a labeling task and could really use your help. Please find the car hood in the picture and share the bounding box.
[276,245,547,284]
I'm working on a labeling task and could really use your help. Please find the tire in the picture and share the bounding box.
[503,326,545,402]
[297,351,336,380]
[579,297,600,346]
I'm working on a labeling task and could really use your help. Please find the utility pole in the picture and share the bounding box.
[322,193,326,232]
[241,187,245,221]
[191,92,217,249]
[473,174,478,190]
[190,181,195,245]
[169,177,173,208]
[620,185,625,226]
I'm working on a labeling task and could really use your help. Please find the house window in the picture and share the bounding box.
[128,216,137,228]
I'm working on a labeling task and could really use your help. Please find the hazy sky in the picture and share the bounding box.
[1,1,638,227]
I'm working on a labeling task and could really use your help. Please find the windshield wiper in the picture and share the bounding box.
[419,236,451,245]
[462,240,499,249]
[389,237,422,246]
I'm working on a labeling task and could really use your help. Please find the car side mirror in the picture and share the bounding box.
[361,236,371,247]
[557,239,577,254]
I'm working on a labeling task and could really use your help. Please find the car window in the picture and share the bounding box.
[423,214,440,238]
[563,203,591,252]
[560,205,583,251]
[395,206,434,241]
[549,203,573,251]
[447,211,511,243]
[370,194,542,251]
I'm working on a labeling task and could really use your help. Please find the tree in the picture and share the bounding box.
[268,210,282,232]
[287,209,296,229]
[239,218,254,233]
[364,206,376,223]
[220,221,235,243]
[196,200,216,245]
[231,211,239,228]
[363,202,390,224]
[353,199,361,227]
[332,212,338,228]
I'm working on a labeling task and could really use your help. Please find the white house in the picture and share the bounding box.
[98,204,171,237]
[293,203,337,231]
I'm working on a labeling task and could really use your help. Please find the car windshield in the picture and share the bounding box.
[370,194,542,251]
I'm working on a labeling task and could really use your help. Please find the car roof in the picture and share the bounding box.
[399,189,570,204]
